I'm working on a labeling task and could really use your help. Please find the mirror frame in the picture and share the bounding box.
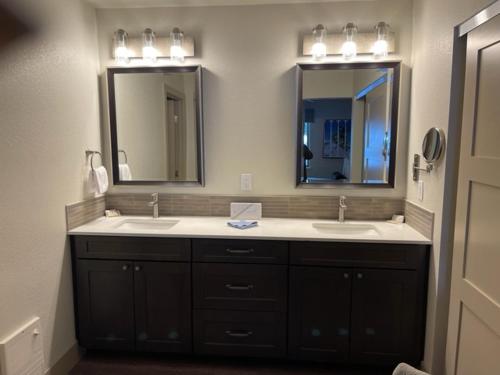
[107,65,205,186]
[422,127,445,164]
[295,62,401,188]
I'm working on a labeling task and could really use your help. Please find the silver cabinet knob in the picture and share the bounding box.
[343,273,349,279]
[135,266,141,272]
[357,273,363,279]
[122,265,128,271]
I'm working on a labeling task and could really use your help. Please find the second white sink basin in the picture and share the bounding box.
[116,219,179,231]
[312,222,380,236]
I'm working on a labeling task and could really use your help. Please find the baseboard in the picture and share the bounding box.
[45,344,82,375]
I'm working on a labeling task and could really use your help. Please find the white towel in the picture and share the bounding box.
[393,363,430,375]
[89,166,109,194]
[119,164,132,181]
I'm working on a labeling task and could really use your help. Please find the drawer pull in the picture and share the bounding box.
[225,284,254,291]
[225,330,253,338]
[225,248,255,254]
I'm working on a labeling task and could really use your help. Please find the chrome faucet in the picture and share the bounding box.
[148,193,159,219]
[338,196,347,223]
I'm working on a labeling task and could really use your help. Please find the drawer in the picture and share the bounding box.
[290,242,428,270]
[72,236,190,261]
[194,310,286,358]
[193,239,288,264]
[193,264,287,312]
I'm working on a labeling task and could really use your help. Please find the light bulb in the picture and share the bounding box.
[142,28,157,64]
[373,22,390,58]
[341,23,358,60]
[311,24,327,61]
[170,27,185,63]
[114,29,129,65]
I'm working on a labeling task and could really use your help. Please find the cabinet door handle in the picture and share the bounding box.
[134,266,141,272]
[357,273,363,279]
[225,284,254,291]
[343,273,349,279]
[225,330,253,338]
[122,265,129,271]
[225,248,254,254]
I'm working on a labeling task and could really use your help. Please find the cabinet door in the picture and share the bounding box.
[76,260,135,350]
[288,267,351,361]
[134,262,191,353]
[351,269,419,365]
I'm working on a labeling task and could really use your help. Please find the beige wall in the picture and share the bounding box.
[407,0,492,373]
[303,69,354,99]
[96,0,413,196]
[0,0,100,371]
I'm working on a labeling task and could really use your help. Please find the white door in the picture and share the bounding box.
[446,13,500,375]
[363,81,389,183]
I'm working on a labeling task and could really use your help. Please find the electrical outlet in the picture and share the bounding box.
[240,173,252,191]
[418,180,424,201]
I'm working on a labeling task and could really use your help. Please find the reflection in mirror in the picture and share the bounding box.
[108,66,203,185]
[296,63,400,187]
[422,127,445,163]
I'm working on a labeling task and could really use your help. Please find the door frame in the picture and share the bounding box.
[439,1,500,374]
[164,83,187,180]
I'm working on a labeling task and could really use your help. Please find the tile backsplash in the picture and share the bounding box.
[105,193,405,221]
[404,200,434,239]
[65,196,106,230]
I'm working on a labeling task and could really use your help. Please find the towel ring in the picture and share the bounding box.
[86,150,102,171]
[118,149,128,164]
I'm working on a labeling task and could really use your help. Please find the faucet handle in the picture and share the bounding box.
[339,195,347,207]
[151,192,159,201]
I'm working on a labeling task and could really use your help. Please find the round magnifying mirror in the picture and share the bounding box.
[422,127,445,164]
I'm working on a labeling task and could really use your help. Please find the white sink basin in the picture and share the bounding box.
[115,219,179,231]
[312,222,380,236]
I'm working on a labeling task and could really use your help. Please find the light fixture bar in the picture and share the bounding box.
[302,32,395,56]
[111,35,195,59]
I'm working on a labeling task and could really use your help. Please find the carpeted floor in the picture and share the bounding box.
[70,353,393,375]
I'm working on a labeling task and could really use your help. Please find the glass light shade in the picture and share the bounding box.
[373,22,390,57]
[311,24,327,61]
[142,28,157,64]
[341,23,358,60]
[114,29,129,65]
[170,27,185,63]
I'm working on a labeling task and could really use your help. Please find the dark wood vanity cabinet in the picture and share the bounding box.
[72,237,191,353]
[288,267,352,362]
[71,236,428,367]
[350,269,420,365]
[76,259,136,350]
[192,239,288,358]
[288,242,428,366]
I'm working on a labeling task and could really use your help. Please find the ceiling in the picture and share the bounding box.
[86,0,372,9]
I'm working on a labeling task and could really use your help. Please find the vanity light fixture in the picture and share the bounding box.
[311,24,327,61]
[170,27,185,63]
[114,29,129,65]
[142,28,157,64]
[341,23,358,60]
[372,22,390,58]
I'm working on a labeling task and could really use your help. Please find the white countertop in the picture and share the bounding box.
[68,216,431,245]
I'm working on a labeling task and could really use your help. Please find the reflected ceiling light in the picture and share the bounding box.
[170,27,185,63]
[142,28,157,64]
[373,22,390,58]
[311,24,327,61]
[341,22,358,60]
[114,29,129,65]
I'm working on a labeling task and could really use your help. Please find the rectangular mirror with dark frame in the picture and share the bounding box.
[107,66,204,185]
[296,62,400,187]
